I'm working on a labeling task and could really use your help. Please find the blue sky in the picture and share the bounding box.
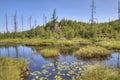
[0,0,118,32]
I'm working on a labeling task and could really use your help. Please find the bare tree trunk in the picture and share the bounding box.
[29,16,32,29]
[5,13,8,33]
[34,19,37,28]
[118,0,120,21]
[21,15,24,32]
[43,14,45,27]
[45,16,47,26]
[90,0,96,26]
[14,11,17,33]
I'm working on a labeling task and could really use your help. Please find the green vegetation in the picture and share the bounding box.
[28,62,86,80]
[0,17,120,47]
[96,40,120,50]
[28,62,120,80]
[40,48,59,58]
[0,57,28,80]
[80,64,120,80]
[0,38,92,46]
[0,9,120,80]
[75,46,111,59]
[0,19,120,40]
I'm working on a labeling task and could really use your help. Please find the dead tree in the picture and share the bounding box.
[89,0,96,26]
[118,0,120,21]
[21,15,24,32]
[34,19,37,28]
[43,14,45,27]
[14,11,17,33]
[29,16,32,29]
[45,16,47,26]
[5,13,8,33]
[43,15,47,27]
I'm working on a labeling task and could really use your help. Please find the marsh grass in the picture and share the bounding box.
[75,46,111,59]
[0,38,92,46]
[0,57,28,80]
[40,48,59,58]
[80,64,120,80]
[71,38,92,45]
[96,41,120,50]
[0,38,24,45]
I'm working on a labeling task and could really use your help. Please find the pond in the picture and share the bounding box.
[0,46,120,80]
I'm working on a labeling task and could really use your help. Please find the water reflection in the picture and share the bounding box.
[0,46,120,70]
[75,54,111,62]
[59,46,78,57]
[117,53,120,68]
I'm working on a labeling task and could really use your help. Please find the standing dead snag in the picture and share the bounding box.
[14,11,17,33]
[29,16,32,29]
[5,13,8,33]
[21,15,24,32]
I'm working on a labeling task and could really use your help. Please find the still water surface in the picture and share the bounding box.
[0,46,120,79]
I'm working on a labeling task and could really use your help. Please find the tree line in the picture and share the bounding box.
[0,9,120,39]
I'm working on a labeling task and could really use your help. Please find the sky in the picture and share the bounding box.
[0,0,118,33]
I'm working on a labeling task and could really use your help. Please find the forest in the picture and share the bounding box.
[0,9,120,40]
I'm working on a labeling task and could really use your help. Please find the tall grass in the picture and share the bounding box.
[40,48,59,58]
[75,46,111,59]
[0,38,92,46]
[0,57,28,80]
[71,38,92,45]
[96,41,120,50]
[79,64,120,80]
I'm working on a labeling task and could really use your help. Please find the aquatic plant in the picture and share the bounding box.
[0,57,28,80]
[75,46,111,59]
[28,62,87,80]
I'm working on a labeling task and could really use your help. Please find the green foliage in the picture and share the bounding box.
[61,26,75,39]
[0,57,28,80]
[0,19,120,40]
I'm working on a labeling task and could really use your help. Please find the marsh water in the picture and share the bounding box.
[0,46,120,80]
